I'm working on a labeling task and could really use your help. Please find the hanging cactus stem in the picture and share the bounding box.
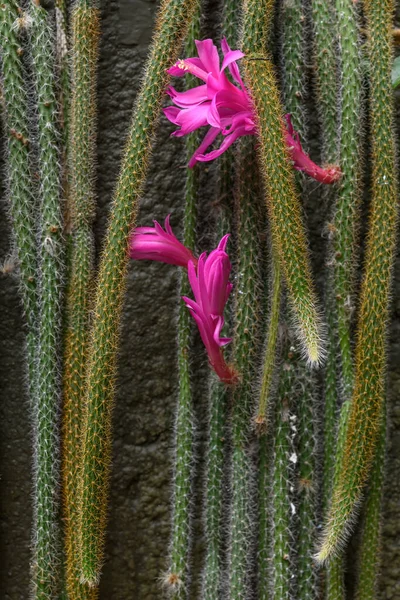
[61,2,100,599]
[77,0,199,586]
[316,0,398,563]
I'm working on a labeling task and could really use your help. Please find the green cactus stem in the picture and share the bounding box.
[255,251,281,430]
[61,3,100,599]
[165,4,201,597]
[227,134,264,599]
[0,0,38,399]
[76,0,199,586]
[242,0,323,365]
[28,1,65,597]
[258,430,273,600]
[270,339,296,600]
[201,376,227,600]
[310,0,338,167]
[316,0,398,563]
[354,409,386,600]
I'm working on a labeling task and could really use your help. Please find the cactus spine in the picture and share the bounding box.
[76,0,199,585]
[242,0,323,365]
[61,3,100,599]
[316,0,398,563]
[28,1,65,596]
[354,411,386,600]
[0,0,38,398]
[165,4,201,597]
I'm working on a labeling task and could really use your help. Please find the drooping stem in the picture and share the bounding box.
[354,409,387,600]
[61,2,100,598]
[165,4,201,597]
[242,0,324,365]
[28,1,65,596]
[77,0,199,586]
[316,0,398,563]
[0,0,38,401]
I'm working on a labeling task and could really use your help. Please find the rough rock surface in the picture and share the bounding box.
[0,1,399,598]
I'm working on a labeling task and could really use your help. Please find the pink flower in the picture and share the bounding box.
[164,39,341,185]
[284,114,342,184]
[130,215,197,268]
[164,38,256,167]
[183,235,238,384]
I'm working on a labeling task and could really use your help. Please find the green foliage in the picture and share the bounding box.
[391,55,400,88]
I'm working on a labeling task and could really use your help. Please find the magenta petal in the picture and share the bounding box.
[188,126,220,168]
[221,37,245,86]
[217,233,230,252]
[221,49,245,74]
[207,95,222,128]
[195,39,220,76]
[163,106,181,125]
[174,104,210,136]
[168,84,208,107]
[196,128,245,163]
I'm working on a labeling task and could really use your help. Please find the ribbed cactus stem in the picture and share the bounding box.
[258,431,273,600]
[310,0,338,166]
[29,1,65,597]
[354,409,386,600]
[316,0,398,563]
[227,135,263,599]
[331,0,363,397]
[165,5,201,597]
[271,341,296,600]
[201,377,227,600]
[77,0,199,587]
[0,0,38,398]
[256,251,281,430]
[61,3,100,599]
[242,0,323,365]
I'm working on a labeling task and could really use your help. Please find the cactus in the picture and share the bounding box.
[76,0,199,585]
[61,3,100,599]
[201,376,227,600]
[242,0,323,365]
[258,430,273,600]
[226,134,264,599]
[28,1,65,597]
[316,0,398,563]
[354,410,386,600]
[270,340,296,600]
[0,0,38,401]
[165,4,201,597]
[256,251,281,430]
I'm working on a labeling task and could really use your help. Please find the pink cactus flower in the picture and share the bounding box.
[164,38,256,167]
[130,215,197,268]
[284,115,342,184]
[164,38,341,185]
[182,235,238,384]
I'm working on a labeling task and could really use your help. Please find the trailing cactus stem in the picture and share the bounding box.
[258,431,273,600]
[256,251,281,430]
[165,6,201,597]
[202,377,226,600]
[316,0,398,563]
[227,135,263,599]
[77,0,199,585]
[331,0,362,397]
[310,0,338,165]
[243,57,323,364]
[62,4,100,599]
[29,1,65,597]
[354,409,386,600]
[0,0,38,399]
[271,342,296,600]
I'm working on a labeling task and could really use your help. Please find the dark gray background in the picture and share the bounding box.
[0,0,399,598]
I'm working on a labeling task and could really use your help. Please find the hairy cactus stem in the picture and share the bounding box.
[76,0,199,586]
[0,0,38,400]
[165,4,201,598]
[61,2,100,599]
[316,0,398,564]
[28,1,66,597]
